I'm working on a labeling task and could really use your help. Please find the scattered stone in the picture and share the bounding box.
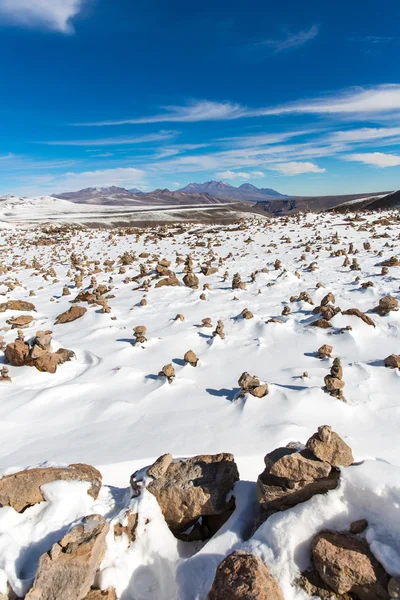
[0,366,11,382]
[343,308,375,327]
[208,550,284,600]
[384,354,400,369]
[241,308,253,320]
[389,577,400,599]
[306,426,354,467]
[238,372,268,398]
[183,272,199,289]
[155,274,179,288]
[318,344,333,358]
[350,519,368,534]
[373,295,398,316]
[133,325,147,344]
[310,319,332,329]
[232,273,246,290]
[6,315,34,329]
[213,320,225,339]
[324,358,345,400]
[0,300,36,313]
[158,363,175,383]
[184,350,198,366]
[55,305,87,325]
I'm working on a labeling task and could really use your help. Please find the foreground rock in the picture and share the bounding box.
[4,330,74,374]
[373,295,398,317]
[133,453,239,536]
[256,426,352,524]
[0,464,102,512]
[26,515,109,600]
[311,531,390,599]
[0,300,36,313]
[209,550,284,600]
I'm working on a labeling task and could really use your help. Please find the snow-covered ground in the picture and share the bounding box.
[0,210,399,598]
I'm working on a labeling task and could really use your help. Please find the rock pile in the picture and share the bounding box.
[133,325,147,344]
[256,426,353,524]
[238,372,269,398]
[324,358,345,400]
[4,330,74,374]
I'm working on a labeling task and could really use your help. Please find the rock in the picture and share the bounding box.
[321,292,335,306]
[26,515,109,600]
[0,300,36,313]
[155,274,180,288]
[0,464,102,512]
[306,428,354,468]
[343,308,375,327]
[232,273,246,290]
[241,308,254,320]
[324,375,345,391]
[311,531,390,599]
[297,568,354,600]
[183,272,199,289]
[318,345,333,359]
[184,350,198,366]
[257,446,340,520]
[30,330,53,359]
[34,348,75,374]
[208,550,284,600]
[350,519,368,534]
[6,315,34,329]
[238,372,260,390]
[384,354,400,369]
[158,363,175,383]
[4,339,31,366]
[147,453,173,479]
[55,305,87,325]
[389,577,400,598]
[113,510,138,543]
[83,589,117,600]
[141,453,239,532]
[310,319,332,328]
[250,384,269,398]
[374,295,399,316]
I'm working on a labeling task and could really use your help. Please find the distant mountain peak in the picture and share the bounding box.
[178,180,288,202]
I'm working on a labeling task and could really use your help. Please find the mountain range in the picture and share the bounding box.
[178,180,288,201]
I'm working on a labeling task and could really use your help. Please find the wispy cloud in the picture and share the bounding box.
[216,170,251,180]
[344,152,400,168]
[328,127,400,143]
[269,161,326,176]
[39,131,176,146]
[0,0,88,33]
[260,25,319,53]
[75,101,247,126]
[77,85,400,126]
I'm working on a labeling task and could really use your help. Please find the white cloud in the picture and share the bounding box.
[56,167,147,190]
[344,152,400,168]
[264,84,400,116]
[0,0,87,33]
[252,171,265,177]
[215,170,251,180]
[328,127,400,143]
[261,25,319,53]
[78,85,400,126]
[76,100,247,126]
[39,131,177,146]
[270,161,326,176]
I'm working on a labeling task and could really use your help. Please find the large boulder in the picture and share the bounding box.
[134,453,239,533]
[34,348,75,374]
[373,295,398,316]
[0,464,102,512]
[311,531,390,599]
[55,306,87,325]
[183,272,199,289]
[256,447,340,520]
[154,274,180,288]
[6,315,34,329]
[208,550,284,600]
[25,515,109,600]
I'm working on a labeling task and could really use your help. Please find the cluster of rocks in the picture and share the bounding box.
[4,330,74,374]
[324,358,345,400]
[256,425,353,525]
[237,372,269,398]
[133,325,147,344]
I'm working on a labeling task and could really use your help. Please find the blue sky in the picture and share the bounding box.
[1,0,400,196]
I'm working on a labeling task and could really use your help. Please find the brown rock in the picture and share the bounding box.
[310,319,332,328]
[142,453,239,532]
[312,531,390,599]
[388,577,400,598]
[374,295,399,316]
[26,515,109,600]
[0,464,102,512]
[343,308,375,327]
[269,451,331,481]
[183,272,199,289]
[306,429,354,467]
[250,384,269,398]
[0,300,36,313]
[184,350,198,366]
[324,375,345,392]
[4,339,31,366]
[318,345,333,359]
[113,510,138,543]
[55,305,87,325]
[155,274,180,288]
[384,354,400,369]
[238,372,260,390]
[321,292,335,306]
[208,550,284,600]
[6,315,34,329]
[34,348,75,374]
[350,519,368,534]
[147,453,173,479]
